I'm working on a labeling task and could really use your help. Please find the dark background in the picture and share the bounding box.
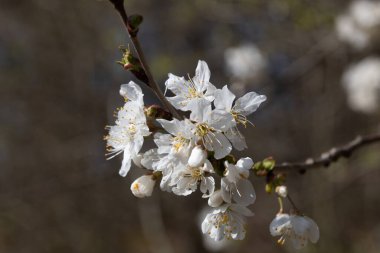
[1,0,380,252]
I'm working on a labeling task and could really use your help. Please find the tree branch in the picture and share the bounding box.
[274,133,380,172]
[108,0,181,119]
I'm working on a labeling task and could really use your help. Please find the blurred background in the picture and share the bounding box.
[1,0,380,252]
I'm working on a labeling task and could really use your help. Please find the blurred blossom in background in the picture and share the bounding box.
[342,57,380,114]
[1,0,380,253]
[224,44,267,96]
[335,0,380,49]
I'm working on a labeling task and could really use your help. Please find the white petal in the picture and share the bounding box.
[209,110,235,131]
[120,81,143,104]
[156,119,181,136]
[291,237,307,249]
[208,189,224,207]
[166,95,188,111]
[221,178,232,203]
[132,153,143,168]
[165,73,187,96]
[119,150,132,177]
[214,85,236,111]
[224,128,247,151]
[201,176,215,198]
[236,157,254,171]
[141,149,160,170]
[230,204,254,217]
[234,92,266,115]
[303,216,320,243]
[203,159,215,173]
[232,179,256,206]
[194,60,211,91]
[206,132,231,159]
[188,146,207,167]
[269,214,291,236]
[189,99,212,122]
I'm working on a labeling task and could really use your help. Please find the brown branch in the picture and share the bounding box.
[274,133,380,172]
[108,0,181,119]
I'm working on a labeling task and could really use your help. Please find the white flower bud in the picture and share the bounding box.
[275,185,288,198]
[208,189,224,207]
[188,146,207,167]
[130,175,156,198]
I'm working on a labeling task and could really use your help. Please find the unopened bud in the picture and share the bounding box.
[208,189,223,207]
[130,175,156,198]
[188,146,207,167]
[128,14,143,35]
[275,185,288,198]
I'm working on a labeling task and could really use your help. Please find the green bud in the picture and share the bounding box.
[128,14,143,34]
[252,161,263,171]
[262,157,276,171]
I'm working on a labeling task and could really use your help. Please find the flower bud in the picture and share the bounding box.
[188,146,207,167]
[275,185,288,198]
[130,175,156,198]
[208,190,223,207]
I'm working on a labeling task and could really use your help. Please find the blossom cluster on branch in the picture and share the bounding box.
[104,60,319,248]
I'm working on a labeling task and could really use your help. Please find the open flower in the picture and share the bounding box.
[165,60,216,120]
[191,102,233,159]
[221,157,256,206]
[154,118,195,162]
[214,85,266,150]
[270,213,320,249]
[171,160,215,197]
[105,83,150,177]
[202,203,254,241]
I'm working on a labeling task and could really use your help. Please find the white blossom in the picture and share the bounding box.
[214,85,266,150]
[270,213,320,249]
[165,60,216,120]
[342,57,380,113]
[130,175,156,198]
[171,160,215,197]
[120,81,144,105]
[155,118,195,162]
[202,204,254,241]
[221,157,256,206]
[106,83,150,177]
[191,102,233,159]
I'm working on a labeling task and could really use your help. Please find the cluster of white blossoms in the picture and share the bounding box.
[336,0,380,50]
[105,60,319,248]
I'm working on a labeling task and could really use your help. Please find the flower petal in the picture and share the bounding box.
[194,60,211,92]
[214,85,236,111]
[232,179,256,206]
[234,92,267,116]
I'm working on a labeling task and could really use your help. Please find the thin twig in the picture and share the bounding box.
[274,133,380,172]
[108,0,181,119]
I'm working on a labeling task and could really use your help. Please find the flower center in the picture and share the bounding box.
[172,134,188,152]
[195,123,213,137]
[128,123,137,135]
[187,87,202,99]
[190,167,203,180]
[231,110,250,127]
